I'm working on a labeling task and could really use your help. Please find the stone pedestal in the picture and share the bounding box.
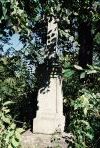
[21,130,68,148]
[33,76,65,134]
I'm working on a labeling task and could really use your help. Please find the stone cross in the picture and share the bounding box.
[33,16,65,134]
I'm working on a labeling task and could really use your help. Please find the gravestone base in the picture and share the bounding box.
[33,76,65,135]
[21,129,68,148]
[33,113,65,134]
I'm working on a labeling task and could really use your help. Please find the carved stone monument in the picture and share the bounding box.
[33,75,65,134]
[22,12,67,148]
[33,16,65,134]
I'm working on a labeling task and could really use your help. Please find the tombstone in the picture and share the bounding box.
[33,64,65,134]
[33,16,65,134]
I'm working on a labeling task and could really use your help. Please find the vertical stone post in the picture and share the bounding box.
[33,75,65,134]
[33,16,65,134]
[46,16,58,58]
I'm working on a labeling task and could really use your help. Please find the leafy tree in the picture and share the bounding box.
[0,98,24,148]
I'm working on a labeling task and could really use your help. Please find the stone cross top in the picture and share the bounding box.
[33,16,65,134]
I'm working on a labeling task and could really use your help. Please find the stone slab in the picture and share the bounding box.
[33,113,65,134]
[21,130,68,148]
[33,77,65,134]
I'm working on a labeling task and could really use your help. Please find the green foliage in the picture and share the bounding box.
[0,98,24,148]
[0,0,100,147]
[63,62,100,147]
[70,89,99,148]
[0,50,37,124]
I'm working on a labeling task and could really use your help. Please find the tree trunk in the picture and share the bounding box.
[78,21,93,68]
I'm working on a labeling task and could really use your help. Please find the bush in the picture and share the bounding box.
[0,98,24,148]
[63,63,100,148]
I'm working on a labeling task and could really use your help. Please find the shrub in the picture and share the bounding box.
[0,98,24,148]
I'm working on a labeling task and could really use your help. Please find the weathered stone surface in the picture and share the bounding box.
[33,15,65,135]
[47,16,58,57]
[33,76,65,134]
[21,130,68,148]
